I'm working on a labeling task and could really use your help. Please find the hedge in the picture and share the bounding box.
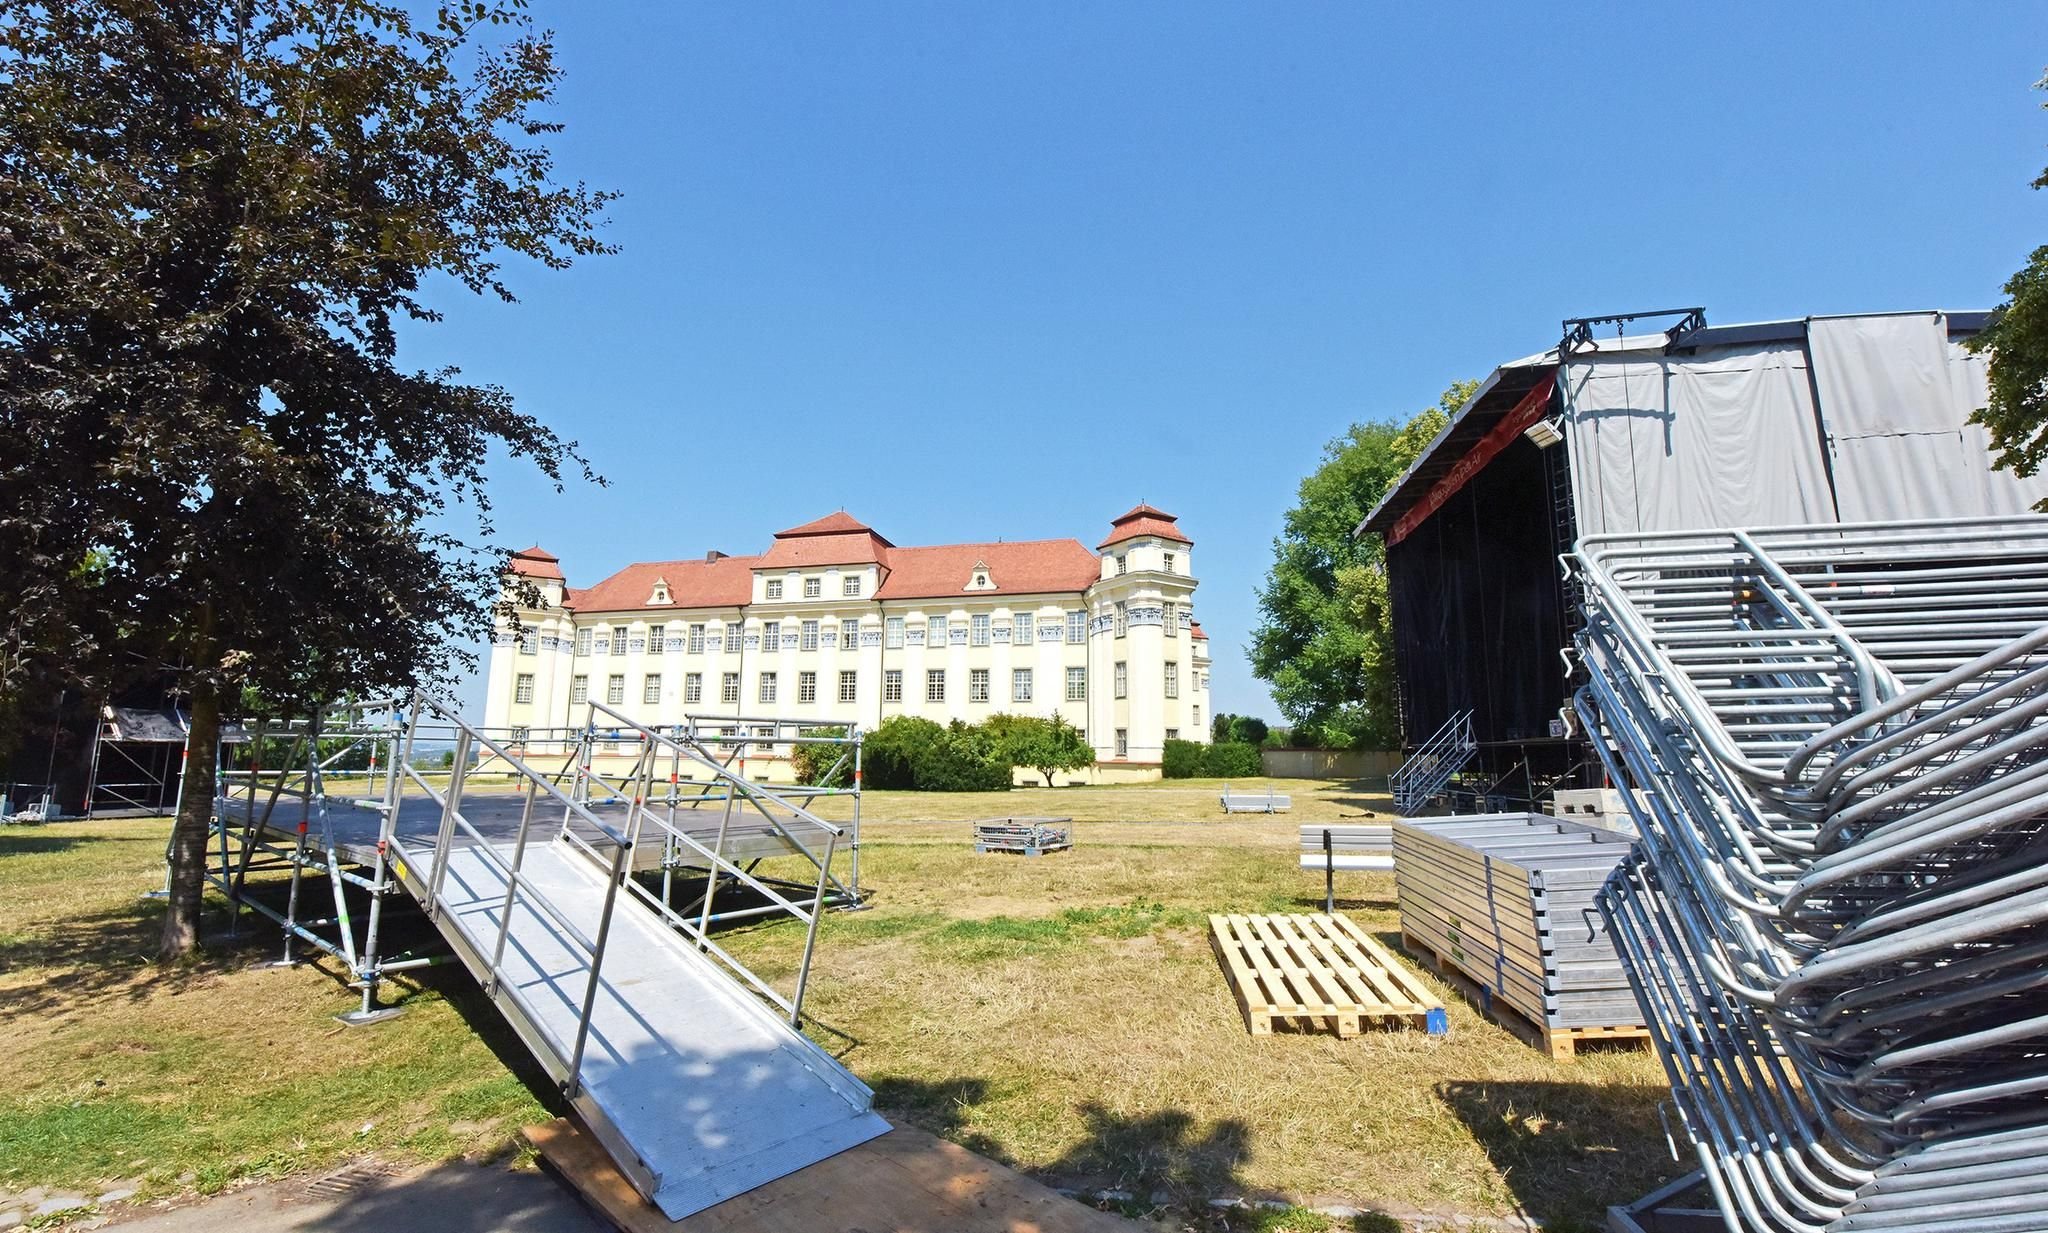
[1161,739,1263,779]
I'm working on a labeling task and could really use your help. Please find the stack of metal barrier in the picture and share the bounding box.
[1570,516,2048,1233]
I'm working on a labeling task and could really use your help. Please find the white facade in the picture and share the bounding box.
[482,508,1211,780]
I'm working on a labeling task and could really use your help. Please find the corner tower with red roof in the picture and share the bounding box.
[484,506,1208,780]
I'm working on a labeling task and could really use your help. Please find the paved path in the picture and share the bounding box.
[103,1161,604,1233]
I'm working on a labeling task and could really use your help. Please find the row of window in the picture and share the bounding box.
[1111,550,1178,577]
[526,663,1101,708]
[533,612,1111,658]
[764,575,864,601]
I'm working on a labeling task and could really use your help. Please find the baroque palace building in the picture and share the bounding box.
[482,505,1210,780]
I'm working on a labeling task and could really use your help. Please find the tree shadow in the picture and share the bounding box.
[869,1075,1254,1209]
[1435,1079,1681,1231]
[0,827,99,857]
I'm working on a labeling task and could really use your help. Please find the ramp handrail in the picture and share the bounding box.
[574,700,847,1025]
[396,692,633,1098]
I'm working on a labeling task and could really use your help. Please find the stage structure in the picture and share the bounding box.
[1356,307,2045,812]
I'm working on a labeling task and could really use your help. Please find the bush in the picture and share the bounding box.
[860,716,1012,792]
[1205,741,1264,778]
[790,725,852,787]
[1161,738,1207,779]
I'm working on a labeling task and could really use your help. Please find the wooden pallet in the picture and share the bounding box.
[1209,913,1446,1038]
[1399,928,1649,1060]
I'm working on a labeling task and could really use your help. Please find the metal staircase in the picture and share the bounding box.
[1389,708,1476,814]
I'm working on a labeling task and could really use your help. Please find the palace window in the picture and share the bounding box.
[803,576,822,599]
[1013,613,1033,646]
[571,675,588,705]
[1166,728,1179,741]
[1067,611,1086,644]
[1165,602,1177,638]
[1192,704,1201,730]
[722,672,740,704]
[685,673,703,705]
[1163,551,1176,574]
[514,674,534,704]
[766,579,783,600]
[725,621,742,648]
[517,625,536,656]
[1114,661,1128,699]
[926,669,946,703]
[611,624,629,655]
[884,670,903,702]
[688,624,706,654]
[1165,662,1179,698]
[575,627,592,657]
[843,575,863,597]
[1012,668,1033,703]
[886,617,904,649]
[971,614,990,647]
[1115,728,1128,757]
[606,675,625,705]
[969,668,990,703]
[644,674,662,704]
[841,621,859,650]
[759,672,778,704]
[1115,554,1128,576]
[763,620,780,649]
[839,671,858,703]
[927,617,947,649]
[647,625,665,655]
[1066,666,1087,701]
[801,620,819,651]
[1114,602,1127,638]
[799,671,817,703]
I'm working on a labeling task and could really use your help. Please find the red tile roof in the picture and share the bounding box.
[758,530,892,570]
[1098,503,1191,550]
[875,540,1099,600]
[775,511,892,542]
[507,545,565,581]
[568,554,760,613]
[1190,621,1209,640]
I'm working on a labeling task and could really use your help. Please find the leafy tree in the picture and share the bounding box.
[987,713,1093,787]
[1972,72,2048,508]
[0,1,614,958]
[1250,383,1472,750]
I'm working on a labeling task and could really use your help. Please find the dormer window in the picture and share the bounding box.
[1115,554,1128,576]
[964,561,995,592]
[766,579,783,600]
[646,577,672,606]
[803,576,822,599]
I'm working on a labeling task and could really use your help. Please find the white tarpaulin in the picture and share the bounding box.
[1562,342,1837,536]
[1807,313,2048,519]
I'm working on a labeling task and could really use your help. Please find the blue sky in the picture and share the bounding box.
[410,3,2048,720]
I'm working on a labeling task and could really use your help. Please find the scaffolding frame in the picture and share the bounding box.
[196,693,865,1027]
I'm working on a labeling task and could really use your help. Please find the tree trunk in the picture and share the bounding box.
[158,681,220,961]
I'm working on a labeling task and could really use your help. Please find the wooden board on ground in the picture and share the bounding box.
[1399,928,1650,1061]
[1208,912,1446,1038]
[525,1117,1132,1233]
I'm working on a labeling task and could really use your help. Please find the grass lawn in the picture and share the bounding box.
[0,780,1679,1231]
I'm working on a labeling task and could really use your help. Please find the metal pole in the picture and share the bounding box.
[566,839,631,1099]
[1324,828,1335,915]
[790,831,838,1027]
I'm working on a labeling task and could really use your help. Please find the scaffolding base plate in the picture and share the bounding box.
[335,1006,404,1027]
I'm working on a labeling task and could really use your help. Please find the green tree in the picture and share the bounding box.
[0,1,614,958]
[1250,382,1473,750]
[988,713,1093,787]
[1973,71,2048,508]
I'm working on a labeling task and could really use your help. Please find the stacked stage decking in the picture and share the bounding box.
[1208,913,1446,1038]
[973,817,1072,856]
[1392,814,1646,1058]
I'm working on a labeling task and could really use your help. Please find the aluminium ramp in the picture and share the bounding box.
[399,835,890,1220]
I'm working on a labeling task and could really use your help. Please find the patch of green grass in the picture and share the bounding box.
[927,900,1204,961]
[1248,1206,1337,1232]
[0,1097,185,1186]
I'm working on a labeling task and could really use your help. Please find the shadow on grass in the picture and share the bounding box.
[1435,1079,1678,1233]
[870,1075,1253,1207]
[0,827,100,857]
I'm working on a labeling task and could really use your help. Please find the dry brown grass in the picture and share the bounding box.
[723,793,1679,1231]
[0,784,1679,1231]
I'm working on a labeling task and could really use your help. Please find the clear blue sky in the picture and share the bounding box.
[409,2,2048,721]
